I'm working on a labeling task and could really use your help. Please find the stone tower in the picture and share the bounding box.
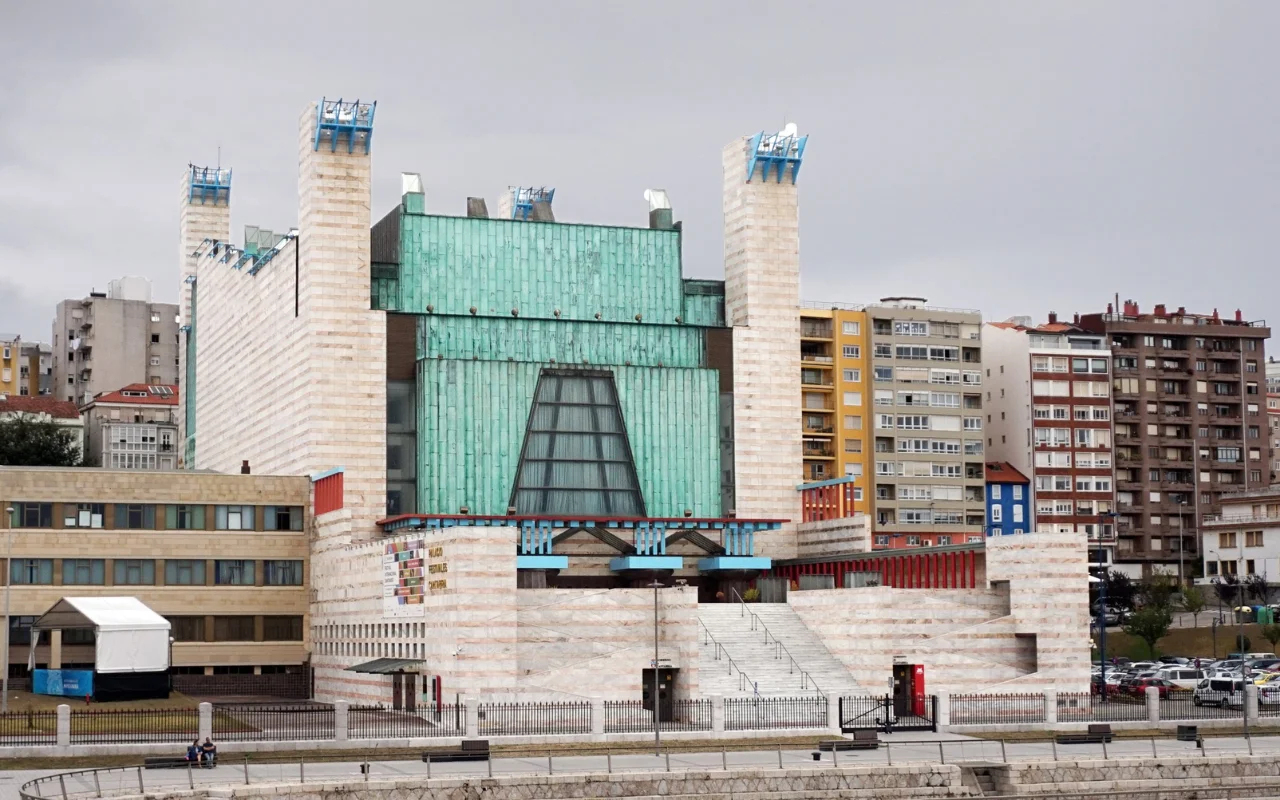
[722,128,806,548]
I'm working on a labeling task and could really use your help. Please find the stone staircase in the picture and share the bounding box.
[696,603,866,697]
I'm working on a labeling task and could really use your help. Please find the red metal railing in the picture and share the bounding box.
[797,477,859,522]
[312,468,344,516]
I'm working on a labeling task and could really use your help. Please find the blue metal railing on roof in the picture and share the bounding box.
[314,98,376,154]
[188,166,231,205]
[746,130,807,184]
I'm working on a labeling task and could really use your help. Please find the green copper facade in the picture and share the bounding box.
[381,199,729,518]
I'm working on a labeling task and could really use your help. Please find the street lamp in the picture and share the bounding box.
[1096,512,1119,701]
[3,506,14,714]
[648,579,663,756]
[1234,543,1249,739]
[1178,500,1187,590]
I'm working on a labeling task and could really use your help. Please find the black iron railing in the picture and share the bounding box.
[950,692,1047,725]
[477,701,591,736]
[69,708,198,744]
[602,699,712,733]
[212,703,335,741]
[348,704,464,739]
[724,696,827,731]
[1161,691,1245,720]
[1057,692,1148,722]
[0,710,57,746]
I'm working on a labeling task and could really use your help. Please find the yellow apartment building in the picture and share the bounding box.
[800,305,871,513]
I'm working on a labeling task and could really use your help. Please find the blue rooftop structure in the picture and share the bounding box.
[188,166,231,205]
[746,127,807,184]
[509,187,555,220]
[314,98,376,154]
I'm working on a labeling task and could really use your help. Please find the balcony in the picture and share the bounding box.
[800,370,833,388]
[801,321,833,340]
[803,441,835,458]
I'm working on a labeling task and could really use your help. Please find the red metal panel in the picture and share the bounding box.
[967,551,976,588]
[313,472,344,516]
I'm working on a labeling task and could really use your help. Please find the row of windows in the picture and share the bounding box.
[873,367,981,386]
[987,505,1024,524]
[874,534,986,546]
[1033,452,1113,468]
[1032,356,1109,374]
[7,503,304,531]
[1033,406,1112,421]
[5,559,303,586]
[6,615,303,644]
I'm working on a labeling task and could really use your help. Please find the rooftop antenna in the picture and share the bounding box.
[217,146,221,170]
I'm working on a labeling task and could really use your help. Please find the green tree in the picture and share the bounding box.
[1244,574,1271,604]
[1138,575,1178,611]
[0,416,82,467]
[1091,570,1137,613]
[1122,606,1173,658]
[1182,586,1206,628]
[1261,625,1280,652]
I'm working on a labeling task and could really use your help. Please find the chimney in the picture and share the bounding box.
[1235,309,1244,322]
[1176,306,1186,315]
[1073,312,1080,324]
[644,189,673,230]
[1123,300,1139,317]
[1212,308,1220,322]
[1106,303,1114,314]
[1047,311,1057,324]
[240,460,250,475]
[1154,304,1167,316]
[466,197,489,218]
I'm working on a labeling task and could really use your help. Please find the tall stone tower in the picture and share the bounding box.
[297,99,388,535]
[177,165,231,466]
[722,128,806,547]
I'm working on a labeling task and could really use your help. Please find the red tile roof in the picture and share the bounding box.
[985,461,1030,484]
[86,384,179,407]
[0,395,80,420]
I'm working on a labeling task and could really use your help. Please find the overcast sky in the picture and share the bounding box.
[1,1,1277,342]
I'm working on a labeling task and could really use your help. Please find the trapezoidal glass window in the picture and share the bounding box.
[511,369,645,516]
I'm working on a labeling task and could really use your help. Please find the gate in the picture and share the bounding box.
[839,695,937,733]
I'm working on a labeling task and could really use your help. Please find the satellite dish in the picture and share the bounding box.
[781,122,799,138]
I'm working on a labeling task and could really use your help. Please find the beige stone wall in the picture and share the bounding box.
[795,515,871,559]
[721,135,803,552]
[0,466,308,503]
[515,587,699,700]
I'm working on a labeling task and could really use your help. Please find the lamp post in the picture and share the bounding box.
[1178,500,1187,590]
[1097,512,1118,701]
[648,579,663,756]
[3,506,14,714]
[1236,543,1249,739]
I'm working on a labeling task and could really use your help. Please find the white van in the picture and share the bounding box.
[1194,677,1245,707]
[1156,666,1203,690]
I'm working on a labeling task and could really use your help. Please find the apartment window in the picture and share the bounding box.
[1219,532,1238,548]
[931,346,960,362]
[874,366,893,382]
[263,616,304,641]
[11,559,54,585]
[894,321,929,336]
[842,321,860,336]
[62,559,105,586]
[213,616,256,642]
[842,345,861,359]
[114,504,156,530]
[1246,531,1264,548]
[963,416,982,431]
[877,413,894,429]
[990,506,1003,523]
[874,535,889,546]
[930,392,960,408]
[215,505,255,530]
[10,503,53,529]
[874,344,892,359]
[1247,360,1258,373]
[843,368,861,382]
[990,485,1002,500]
[896,345,928,361]
[215,559,256,586]
[842,391,862,407]
[264,506,304,531]
[843,415,862,430]
[1072,358,1090,373]
[164,505,205,530]
[168,616,205,642]
[897,415,929,430]
[165,560,207,585]
[844,439,862,453]
[264,560,304,585]
[114,559,156,586]
[64,503,106,528]
[1250,469,1263,483]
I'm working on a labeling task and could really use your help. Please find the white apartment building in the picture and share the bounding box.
[1201,486,1280,584]
[81,384,180,470]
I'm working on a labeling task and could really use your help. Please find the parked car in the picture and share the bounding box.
[1157,656,1190,665]
[1247,658,1280,672]
[1129,677,1179,698]
[1194,677,1245,708]
[1155,666,1204,690]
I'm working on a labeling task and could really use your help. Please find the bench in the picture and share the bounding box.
[423,739,490,762]
[143,757,195,770]
[1055,724,1113,745]
[818,730,880,751]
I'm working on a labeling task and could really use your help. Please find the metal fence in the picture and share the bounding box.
[212,704,336,741]
[1161,692,1247,721]
[1259,699,1280,718]
[477,701,592,736]
[0,710,57,746]
[602,699,712,733]
[69,709,198,745]
[1056,692,1149,722]
[949,692,1047,725]
[348,705,465,739]
[724,696,827,731]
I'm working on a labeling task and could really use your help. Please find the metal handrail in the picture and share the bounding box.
[731,589,823,695]
[696,618,753,693]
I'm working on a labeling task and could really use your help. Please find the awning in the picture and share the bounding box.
[32,597,171,674]
[345,658,423,674]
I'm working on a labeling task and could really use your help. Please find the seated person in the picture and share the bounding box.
[200,738,217,766]
[186,740,201,762]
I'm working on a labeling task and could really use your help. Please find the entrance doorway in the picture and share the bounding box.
[641,668,678,722]
[892,663,912,717]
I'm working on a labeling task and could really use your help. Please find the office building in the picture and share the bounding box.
[983,317,1118,568]
[52,278,179,407]
[1076,301,1272,579]
[1,467,309,695]
[81,384,180,470]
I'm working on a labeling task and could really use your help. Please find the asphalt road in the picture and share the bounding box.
[4,732,1279,800]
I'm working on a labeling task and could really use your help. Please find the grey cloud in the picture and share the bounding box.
[1,0,1277,341]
